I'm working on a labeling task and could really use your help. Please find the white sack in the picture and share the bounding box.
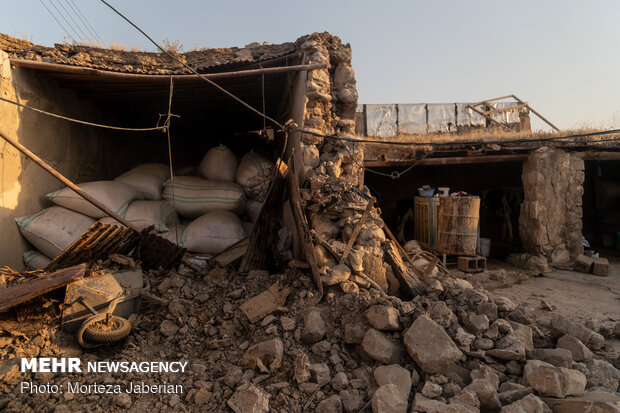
[23,250,52,270]
[180,210,246,254]
[235,152,273,200]
[198,144,238,182]
[46,181,143,219]
[123,200,179,232]
[157,224,187,245]
[15,206,95,259]
[114,163,170,200]
[162,176,246,218]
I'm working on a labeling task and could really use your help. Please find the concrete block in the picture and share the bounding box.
[458,256,487,273]
[592,258,609,276]
[573,254,593,273]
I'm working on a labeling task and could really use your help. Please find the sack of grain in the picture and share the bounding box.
[235,151,273,200]
[99,217,124,227]
[162,176,246,218]
[157,224,187,245]
[15,206,95,259]
[180,210,246,254]
[23,250,52,270]
[114,163,170,200]
[46,181,143,219]
[198,144,238,182]
[123,200,179,232]
[245,198,264,223]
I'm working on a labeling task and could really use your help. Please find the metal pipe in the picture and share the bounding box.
[10,59,326,82]
[0,130,132,227]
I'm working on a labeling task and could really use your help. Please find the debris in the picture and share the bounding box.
[227,383,270,413]
[241,338,283,373]
[360,328,406,364]
[373,364,412,398]
[500,394,551,413]
[301,309,327,343]
[592,257,609,276]
[403,315,463,374]
[240,280,290,323]
[365,305,400,331]
[371,384,407,413]
[556,334,593,362]
[525,363,587,398]
[574,254,594,273]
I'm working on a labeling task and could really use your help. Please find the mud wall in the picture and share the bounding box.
[0,51,150,269]
[519,147,584,265]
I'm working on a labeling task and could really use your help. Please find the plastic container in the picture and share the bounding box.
[438,187,450,197]
[479,237,491,257]
[418,187,435,197]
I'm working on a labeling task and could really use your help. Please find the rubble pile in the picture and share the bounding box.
[1,258,619,412]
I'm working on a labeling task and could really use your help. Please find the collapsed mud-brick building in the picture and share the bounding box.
[1,31,619,279]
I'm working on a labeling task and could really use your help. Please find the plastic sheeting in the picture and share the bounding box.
[365,104,397,137]
[456,103,486,127]
[398,104,427,135]
[427,104,456,133]
[490,102,520,124]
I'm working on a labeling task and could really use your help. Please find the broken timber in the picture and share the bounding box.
[0,264,87,312]
[286,156,323,297]
[382,241,426,298]
[214,237,250,266]
[340,197,375,264]
[240,280,290,323]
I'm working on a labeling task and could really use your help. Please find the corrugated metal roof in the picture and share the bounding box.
[0,33,299,74]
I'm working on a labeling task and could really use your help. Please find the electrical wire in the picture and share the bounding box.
[67,0,105,46]
[39,0,77,44]
[57,0,92,45]
[0,96,167,132]
[47,0,84,44]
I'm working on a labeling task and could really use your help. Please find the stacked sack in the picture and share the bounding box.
[161,144,273,255]
[15,145,274,266]
[16,164,176,269]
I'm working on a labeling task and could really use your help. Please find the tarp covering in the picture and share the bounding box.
[398,104,427,135]
[366,104,398,138]
[427,104,456,133]
[456,103,486,127]
[490,102,520,124]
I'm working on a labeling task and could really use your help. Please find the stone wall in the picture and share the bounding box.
[519,147,584,266]
[296,33,394,291]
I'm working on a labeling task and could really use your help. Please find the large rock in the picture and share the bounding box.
[500,394,551,413]
[373,365,412,398]
[361,328,406,364]
[317,395,343,413]
[543,391,620,413]
[371,384,407,413]
[496,322,533,351]
[227,383,270,413]
[414,393,478,413]
[488,343,526,362]
[462,379,501,412]
[403,316,463,375]
[365,305,400,330]
[551,315,605,350]
[302,309,327,343]
[585,359,620,392]
[526,348,573,368]
[321,264,351,286]
[241,338,283,372]
[462,312,490,335]
[556,334,593,362]
[526,365,586,398]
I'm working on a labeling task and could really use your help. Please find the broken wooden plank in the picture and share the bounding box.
[214,237,249,266]
[340,197,375,264]
[382,241,425,298]
[240,159,288,272]
[240,280,291,323]
[286,156,323,298]
[0,264,87,312]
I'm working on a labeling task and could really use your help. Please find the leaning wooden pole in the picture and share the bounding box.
[0,131,132,227]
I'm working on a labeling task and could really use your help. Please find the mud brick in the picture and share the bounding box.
[573,254,593,273]
[592,258,609,276]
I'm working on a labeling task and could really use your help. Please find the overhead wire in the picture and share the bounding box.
[57,0,92,45]
[0,96,167,132]
[66,0,105,46]
[39,0,77,44]
[47,0,84,44]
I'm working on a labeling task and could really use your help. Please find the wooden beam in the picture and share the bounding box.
[382,241,426,298]
[481,102,528,115]
[583,151,620,161]
[511,95,560,132]
[0,264,87,312]
[364,154,529,167]
[340,198,375,264]
[10,59,326,82]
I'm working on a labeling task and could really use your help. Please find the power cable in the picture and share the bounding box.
[39,0,77,44]
[47,0,84,44]
[67,0,105,46]
[57,0,92,45]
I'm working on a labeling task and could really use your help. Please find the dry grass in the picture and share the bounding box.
[162,38,183,55]
[107,41,127,51]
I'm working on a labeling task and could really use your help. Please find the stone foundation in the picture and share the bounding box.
[519,147,584,266]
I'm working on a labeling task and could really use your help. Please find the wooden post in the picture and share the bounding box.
[340,197,375,264]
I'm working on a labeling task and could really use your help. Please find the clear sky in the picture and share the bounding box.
[2,0,619,131]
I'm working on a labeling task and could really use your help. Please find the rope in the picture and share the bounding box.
[165,76,179,245]
[0,96,167,132]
